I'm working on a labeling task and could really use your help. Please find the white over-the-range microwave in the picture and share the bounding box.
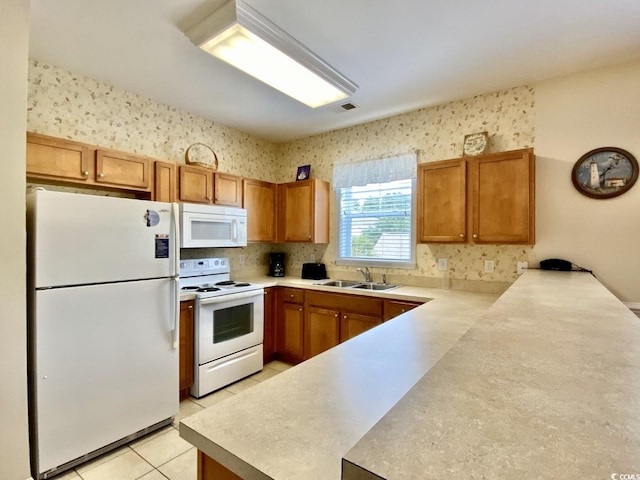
[180,203,247,248]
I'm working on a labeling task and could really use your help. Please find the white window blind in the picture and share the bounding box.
[334,153,416,267]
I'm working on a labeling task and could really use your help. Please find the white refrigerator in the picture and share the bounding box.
[27,190,180,479]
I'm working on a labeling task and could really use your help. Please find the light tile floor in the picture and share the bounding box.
[52,360,293,480]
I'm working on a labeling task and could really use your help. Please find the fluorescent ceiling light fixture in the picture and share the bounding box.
[185,0,358,108]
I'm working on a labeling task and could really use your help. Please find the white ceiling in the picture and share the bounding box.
[29,0,640,143]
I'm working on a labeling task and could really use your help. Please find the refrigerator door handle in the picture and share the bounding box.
[172,277,179,350]
[171,202,180,350]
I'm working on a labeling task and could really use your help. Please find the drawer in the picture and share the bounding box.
[282,287,304,304]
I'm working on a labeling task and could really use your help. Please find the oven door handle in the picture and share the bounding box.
[198,290,263,305]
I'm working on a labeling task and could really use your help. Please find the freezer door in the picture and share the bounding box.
[28,190,178,287]
[32,279,178,474]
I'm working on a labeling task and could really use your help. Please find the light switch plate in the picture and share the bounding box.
[484,260,495,273]
[437,258,448,271]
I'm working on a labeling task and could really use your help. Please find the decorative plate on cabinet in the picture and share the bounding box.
[463,132,489,156]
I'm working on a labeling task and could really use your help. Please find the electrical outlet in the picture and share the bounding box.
[239,254,245,265]
[517,261,528,275]
[484,260,495,273]
[437,258,448,271]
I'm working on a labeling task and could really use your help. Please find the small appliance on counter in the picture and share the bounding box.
[269,252,285,277]
[301,262,328,280]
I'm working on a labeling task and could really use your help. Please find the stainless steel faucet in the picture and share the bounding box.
[356,267,371,282]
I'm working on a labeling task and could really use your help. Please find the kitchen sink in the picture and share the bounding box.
[352,283,398,291]
[318,279,361,288]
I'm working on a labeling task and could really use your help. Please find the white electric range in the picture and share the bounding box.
[179,257,264,397]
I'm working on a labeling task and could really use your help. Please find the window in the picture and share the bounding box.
[333,153,416,267]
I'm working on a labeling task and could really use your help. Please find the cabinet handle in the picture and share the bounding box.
[206,196,212,201]
[188,305,193,309]
[290,294,294,298]
[334,314,338,318]
[401,309,406,313]
[299,308,302,312]
[343,315,347,319]
[472,233,478,239]
[308,236,312,240]
[98,172,105,178]
[82,170,89,176]
[459,234,464,238]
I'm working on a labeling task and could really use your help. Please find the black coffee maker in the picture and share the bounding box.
[269,252,285,277]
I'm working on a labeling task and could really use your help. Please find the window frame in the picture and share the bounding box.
[334,179,417,269]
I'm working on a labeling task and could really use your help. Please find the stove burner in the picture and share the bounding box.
[181,286,199,291]
[234,282,251,287]
[196,287,221,292]
[215,280,236,286]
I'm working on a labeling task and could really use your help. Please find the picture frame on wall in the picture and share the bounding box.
[571,147,638,199]
[296,165,311,181]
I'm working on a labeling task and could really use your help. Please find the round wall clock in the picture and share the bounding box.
[571,147,638,199]
[463,132,489,156]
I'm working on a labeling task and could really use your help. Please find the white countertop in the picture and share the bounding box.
[179,281,497,479]
[343,270,640,478]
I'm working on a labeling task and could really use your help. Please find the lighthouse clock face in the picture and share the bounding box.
[571,147,638,199]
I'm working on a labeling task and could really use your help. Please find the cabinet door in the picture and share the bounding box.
[383,299,422,321]
[179,165,213,204]
[339,312,382,342]
[279,181,313,242]
[26,132,92,182]
[263,287,276,363]
[243,178,276,242]
[305,306,340,359]
[278,179,330,243]
[469,149,535,244]
[96,149,150,190]
[417,159,467,242]
[153,161,176,202]
[179,300,194,398]
[214,172,243,207]
[276,302,305,361]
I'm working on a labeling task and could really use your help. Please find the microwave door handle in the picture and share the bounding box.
[232,218,238,242]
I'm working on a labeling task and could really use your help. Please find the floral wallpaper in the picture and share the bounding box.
[276,86,536,291]
[27,59,536,290]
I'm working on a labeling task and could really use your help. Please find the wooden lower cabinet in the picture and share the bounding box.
[305,306,340,358]
[179,300,195,399]
[340,312,382,342]
[198,451,241,480]
[304,290,383,354]
[275,288,305,363]
[263,287,276,363]
[383,299,423,321]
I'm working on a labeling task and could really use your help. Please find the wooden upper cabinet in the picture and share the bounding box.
[214,172,243,207]
[95,149,150,190]
[278,178,330,243]
[26,132,92,182]
[179,165,213,204]
[243,178,277,242]
[153,161,176,202]
[469,148,535,244]
[417,148,535,245]
[417,159,467,242]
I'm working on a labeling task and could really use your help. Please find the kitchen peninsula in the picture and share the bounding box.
[179,271,640,479]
